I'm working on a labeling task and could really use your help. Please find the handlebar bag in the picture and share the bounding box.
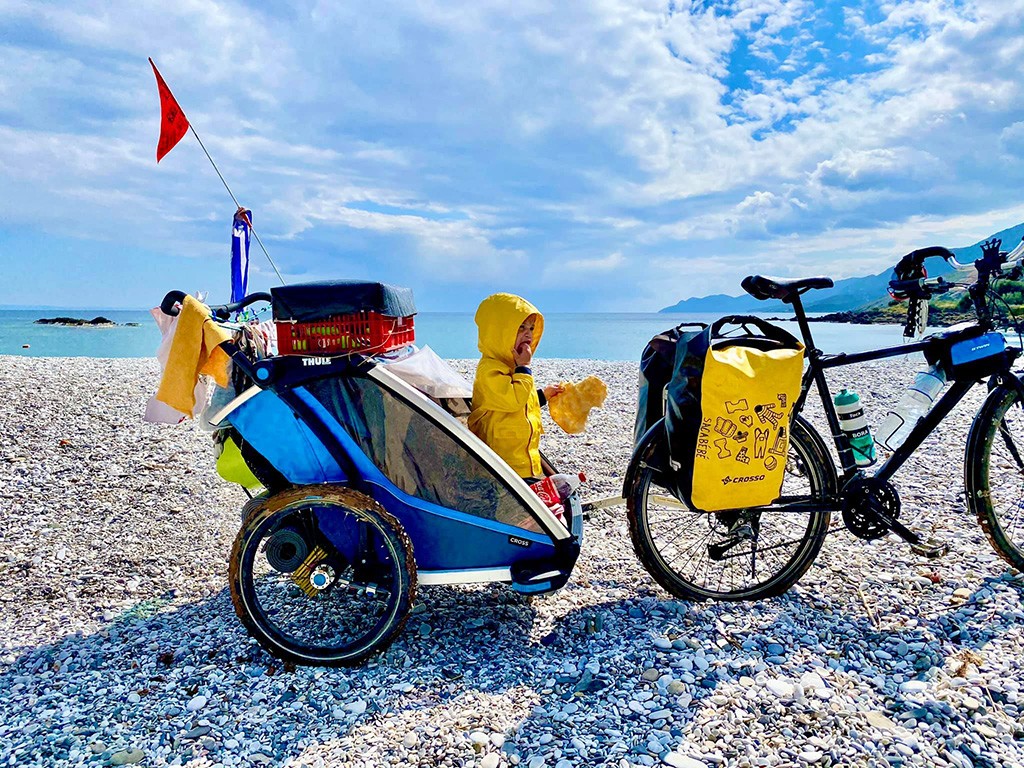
[665,316,804,512]
[925,328,1008,381]
[634,323,707,446]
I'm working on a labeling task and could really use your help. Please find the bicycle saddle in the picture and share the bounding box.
[741,275,834,303]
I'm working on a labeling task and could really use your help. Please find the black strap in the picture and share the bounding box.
[708,315,802,349]
[671,321,709,333]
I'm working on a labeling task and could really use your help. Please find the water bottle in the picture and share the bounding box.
[551,472,587,498]
[876,365,946,451]
[834,388,876,466]
[530,472,587,507]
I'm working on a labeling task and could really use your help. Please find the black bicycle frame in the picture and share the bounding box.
[788,298,989,483]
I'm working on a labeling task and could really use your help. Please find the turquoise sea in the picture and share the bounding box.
[0,308,924,360]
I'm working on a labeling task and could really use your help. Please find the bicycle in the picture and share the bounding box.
[624,237,1024,601]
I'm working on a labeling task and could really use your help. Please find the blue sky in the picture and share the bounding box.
[4,0,1024,311]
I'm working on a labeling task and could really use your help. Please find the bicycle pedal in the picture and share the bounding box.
[909,538,948,559]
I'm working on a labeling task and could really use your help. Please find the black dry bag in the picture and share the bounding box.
[634,323,708,446]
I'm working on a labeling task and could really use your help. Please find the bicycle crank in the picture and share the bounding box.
[842,477,901,540]
[841,477,948,557]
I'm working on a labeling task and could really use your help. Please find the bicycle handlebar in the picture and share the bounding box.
[888,276,953,300]
[889,238,1024,297]
[901,245,958,267]
[159,290,273,320]
[901,239,1024,273]
[886,236,1024,336]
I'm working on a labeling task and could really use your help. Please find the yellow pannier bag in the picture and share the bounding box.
[691,341,804,511]
[664,316,804,512]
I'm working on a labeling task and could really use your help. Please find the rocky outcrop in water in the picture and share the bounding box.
[35,316,139,326]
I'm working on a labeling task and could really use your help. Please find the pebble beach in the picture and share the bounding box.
[1,354,1023,768]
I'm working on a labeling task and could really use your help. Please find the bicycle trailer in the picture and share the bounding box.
[160,281,583,666]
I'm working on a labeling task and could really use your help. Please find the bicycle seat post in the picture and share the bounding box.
[787,290,818,354]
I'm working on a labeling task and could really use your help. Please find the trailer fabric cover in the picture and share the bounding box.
[226,390,346,484]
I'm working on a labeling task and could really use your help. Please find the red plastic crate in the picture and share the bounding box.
[276,311,415,355]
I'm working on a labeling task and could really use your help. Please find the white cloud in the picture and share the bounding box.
[557,252,625,274]
[809,147,944,191]
[4,0,1024,310]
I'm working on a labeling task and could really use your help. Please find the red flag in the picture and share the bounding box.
[149,57,190,163]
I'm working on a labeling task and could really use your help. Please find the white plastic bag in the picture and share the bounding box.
[381,345,473,399]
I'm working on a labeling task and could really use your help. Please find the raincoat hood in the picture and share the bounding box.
[474,293,544,367]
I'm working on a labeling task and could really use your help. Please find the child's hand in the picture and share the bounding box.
[513,341,533,367]
[544,383,565,400]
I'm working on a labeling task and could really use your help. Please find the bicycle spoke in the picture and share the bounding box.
[999,420,1024,471]
[711,535,816,562]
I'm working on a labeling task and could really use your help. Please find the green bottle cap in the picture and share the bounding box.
[834,388,860,407]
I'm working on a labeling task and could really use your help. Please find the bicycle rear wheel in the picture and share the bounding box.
[229,485,416,666]
[966,384,1024,571]
[627,416,835,601]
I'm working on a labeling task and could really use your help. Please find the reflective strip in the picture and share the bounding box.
[417,568,512,586]
[208,385,262,428]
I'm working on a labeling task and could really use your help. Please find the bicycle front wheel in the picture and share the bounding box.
[966,384,1024,571]
[229,485,416,666]
[627,416,836,601]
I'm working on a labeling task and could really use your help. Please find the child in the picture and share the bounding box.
[468,293,564,479]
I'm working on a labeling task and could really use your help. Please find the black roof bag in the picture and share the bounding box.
[271,280,417,323]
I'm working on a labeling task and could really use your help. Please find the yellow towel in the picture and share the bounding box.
[156,295,232,416]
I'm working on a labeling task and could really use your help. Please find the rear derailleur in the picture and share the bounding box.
[708,509,759,561]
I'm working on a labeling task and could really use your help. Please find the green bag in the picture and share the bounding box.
[215,434,262,489]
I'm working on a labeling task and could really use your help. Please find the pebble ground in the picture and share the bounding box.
[1,355,1022,767]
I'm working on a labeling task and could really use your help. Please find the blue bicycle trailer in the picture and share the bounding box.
[160,281,582,666]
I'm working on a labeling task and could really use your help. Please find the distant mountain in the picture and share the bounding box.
[660,222,1024,314]
[660,292,783,313]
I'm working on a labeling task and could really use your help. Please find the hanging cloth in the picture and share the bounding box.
[155,295,232,417]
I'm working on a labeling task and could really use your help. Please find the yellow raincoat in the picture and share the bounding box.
[468,294,545,478]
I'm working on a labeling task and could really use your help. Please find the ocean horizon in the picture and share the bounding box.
[0,308,928,361]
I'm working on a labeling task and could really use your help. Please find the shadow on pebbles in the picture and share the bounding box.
[0,356,1022,767]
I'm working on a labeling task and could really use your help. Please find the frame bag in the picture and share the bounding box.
[664,316,804,512]
[925,329,1008,381]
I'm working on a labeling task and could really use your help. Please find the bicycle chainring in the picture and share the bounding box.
[842,477,901,540]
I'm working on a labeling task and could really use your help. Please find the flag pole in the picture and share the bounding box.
[187,125,286,286]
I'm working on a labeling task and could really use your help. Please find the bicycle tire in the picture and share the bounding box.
[966,383,1024,571]
[627,415,835,601]
[228,484,416,666]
